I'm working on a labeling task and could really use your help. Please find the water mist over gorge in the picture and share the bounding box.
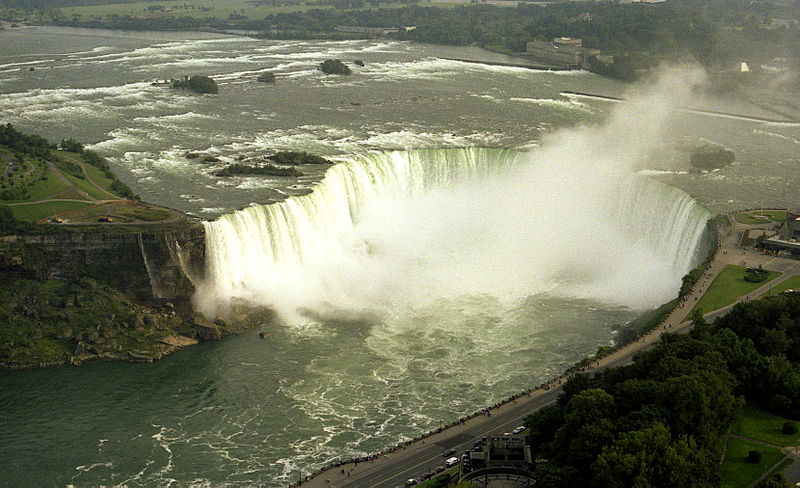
[197,66,710,323]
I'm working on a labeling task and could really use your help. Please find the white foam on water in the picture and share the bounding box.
[197,66,711,322]
[510,96,591,111]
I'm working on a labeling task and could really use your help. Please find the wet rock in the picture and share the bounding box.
[194,317,221,341]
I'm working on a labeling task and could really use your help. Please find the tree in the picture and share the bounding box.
[257,72,276,83]
[320,59,351,75]
[59,138,84,153]
[593,423,715,488]
[551,388,617,480]
[171,75,218,94]
[756,472,793,488]
[0,206,17,233]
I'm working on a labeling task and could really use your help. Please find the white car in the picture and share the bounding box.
[512,425,526,434]
[445,456,459,467]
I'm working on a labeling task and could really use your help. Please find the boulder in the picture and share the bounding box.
[194,317,221,341]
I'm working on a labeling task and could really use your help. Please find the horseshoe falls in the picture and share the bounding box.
[196,146,709,321]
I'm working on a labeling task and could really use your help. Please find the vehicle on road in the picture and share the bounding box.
[445,456,459,467]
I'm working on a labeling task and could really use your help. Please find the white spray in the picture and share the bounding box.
[195,66,711,322]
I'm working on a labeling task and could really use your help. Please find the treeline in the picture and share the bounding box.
[526,292,800,487]
[2,0,144,7]
[53,3,715,63]
[0,123,54,159]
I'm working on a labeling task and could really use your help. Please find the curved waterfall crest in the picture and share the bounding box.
[197,147,709,319]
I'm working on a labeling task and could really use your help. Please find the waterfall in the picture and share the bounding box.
[195,147,709,320]
[137,233,161,298]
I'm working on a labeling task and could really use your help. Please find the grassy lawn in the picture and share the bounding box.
[721,437,785,488]
[693,265,781,315]
[113,204,172,222]
[9,201,91,222]
[24,170,69,201]
[1,166,67,203]
[754,210,786,223]
[734,210,786,225]
[733,404,800,447]
[764,276,800,296]
[83,163,119,199]
[734,213,768,225]
[61,170,110,201]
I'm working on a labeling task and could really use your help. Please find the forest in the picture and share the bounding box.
[525,293,800,487]
[4,0,798,77]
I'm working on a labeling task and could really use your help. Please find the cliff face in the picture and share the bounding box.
[0,223,209,369]
[0,223,205,302]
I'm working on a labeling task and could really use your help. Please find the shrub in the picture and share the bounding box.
[171,75,218,94]
[747,450,761,463]
[782,421,798,435]
[257,72,276,83]
[320,59,351,75]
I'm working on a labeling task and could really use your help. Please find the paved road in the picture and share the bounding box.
[300,214,800,488]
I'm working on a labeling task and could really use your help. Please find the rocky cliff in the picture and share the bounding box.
[0,222,211,369]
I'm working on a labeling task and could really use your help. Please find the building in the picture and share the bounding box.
[764,207,800,256]
[525,37,599,69]
[459,435,535,487]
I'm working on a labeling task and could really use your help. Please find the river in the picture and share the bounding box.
[1,25,799,487]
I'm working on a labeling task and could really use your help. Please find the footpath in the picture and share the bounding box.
[298,215,800,488]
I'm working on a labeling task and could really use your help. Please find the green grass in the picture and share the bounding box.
[734,213,769,225]
[61,170,109,201]
[1,165,67,203]
[113,204,172,222]
[733,404,800,447]
[9,201,91,222]
[83,163,119,198]
[23,169,69,201]
[721,437,785,488]
[734,210,786,225]
[753,210,786,223]
[692,265,781,315]
[764,276,800,296]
